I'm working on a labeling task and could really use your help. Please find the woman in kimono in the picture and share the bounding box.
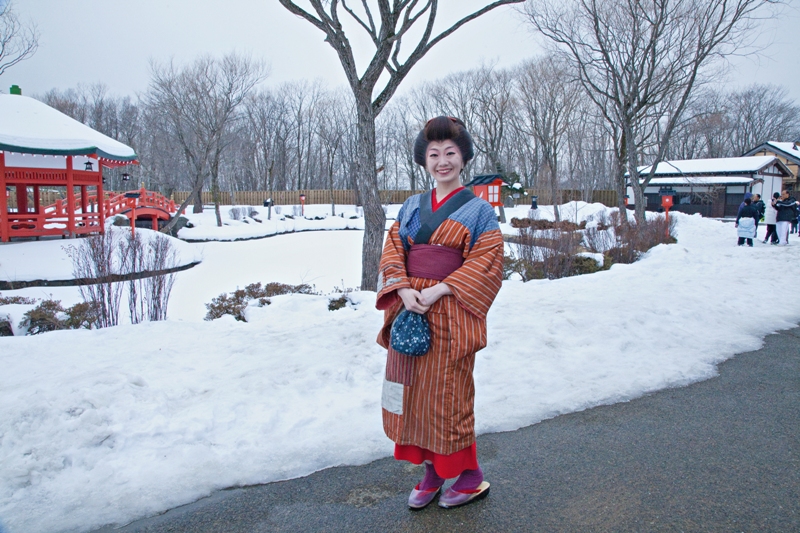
[375,116,504,509]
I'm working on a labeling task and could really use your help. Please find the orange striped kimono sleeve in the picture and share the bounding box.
[376,220,412,311]
[443,228,504,320]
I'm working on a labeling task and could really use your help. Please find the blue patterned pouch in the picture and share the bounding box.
[390,310,431,357]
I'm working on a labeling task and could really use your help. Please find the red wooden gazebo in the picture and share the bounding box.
[0,93,139,242]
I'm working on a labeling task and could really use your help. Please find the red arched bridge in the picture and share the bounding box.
[2,187,180,241]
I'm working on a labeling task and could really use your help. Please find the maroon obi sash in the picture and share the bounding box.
[406,244,464,281]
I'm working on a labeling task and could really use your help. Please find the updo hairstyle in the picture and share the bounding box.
[413,116,475,167]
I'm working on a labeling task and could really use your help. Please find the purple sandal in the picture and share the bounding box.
[408,485,442,510]
[438,481,490,509]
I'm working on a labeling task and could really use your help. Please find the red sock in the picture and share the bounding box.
[451,466,483,492]
[418,462,445,491]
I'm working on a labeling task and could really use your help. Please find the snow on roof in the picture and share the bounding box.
[646,176,756,186]
[0,94,137,162]
[638,156,776,175]
[765,141,800,162]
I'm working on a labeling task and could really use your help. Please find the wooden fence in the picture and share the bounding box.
[170,188,619,207]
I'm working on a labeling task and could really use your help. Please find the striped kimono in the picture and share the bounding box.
[375,192,504,456]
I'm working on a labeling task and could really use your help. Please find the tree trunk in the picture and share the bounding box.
[192,188,203,214]
[211,160,222,227]
[355,99,386,291]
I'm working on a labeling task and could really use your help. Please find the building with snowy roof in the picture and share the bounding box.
[0,92,142,242]
[742,140,800,189]
[627,156,790,217]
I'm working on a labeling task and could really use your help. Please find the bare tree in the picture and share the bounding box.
[147,54,267,230]
[278,0,525,291]
[317,90,352,215]
[0,1,38,79]
[525,0,780,222]
[727,84,800,155]
[514,56,581,220]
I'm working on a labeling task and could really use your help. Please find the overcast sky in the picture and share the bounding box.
[3,0,800,104]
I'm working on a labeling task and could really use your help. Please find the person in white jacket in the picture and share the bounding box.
[763,192,780,244]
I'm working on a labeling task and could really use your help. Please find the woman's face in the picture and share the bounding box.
[425,140,463,187]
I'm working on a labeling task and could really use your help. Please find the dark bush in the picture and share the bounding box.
[507,211,675,281]
[205,282,316,321]
[0,315,13,336]
[20,299,66,335]
[328,295,349,311]
[205,292,250,322]
[510,218,586,231]
[0,295,37,305]
[65,301,100,330]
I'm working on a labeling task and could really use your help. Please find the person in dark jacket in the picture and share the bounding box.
[735,197,759,247]
[774,190,800,246]
[752,193,765,221]
[736,192,753,219]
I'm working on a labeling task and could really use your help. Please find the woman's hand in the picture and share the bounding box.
[397,287,430,314]
[419,283,453,307]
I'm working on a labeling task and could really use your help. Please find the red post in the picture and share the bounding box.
[98,167,105,234]
[66,156,75,237]
[0,151,8,242]
[661,195,673,238]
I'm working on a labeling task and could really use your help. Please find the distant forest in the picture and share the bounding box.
[37,54,800,199]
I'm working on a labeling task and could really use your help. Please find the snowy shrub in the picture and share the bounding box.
[292,205,302,217]
[63,301,100,330]
[65,230,125,328]
[65,229,179,328]
[510,218,586,231]
[19,299,66,335]
[122,232,179,324]
[204,282,316,321]
[604,214,677,266]
[18,299,100,335]
[0,314,12,336]
[328,287,354,311]
[509,211,676,281]
[0,294,37,305]
[511,226,585,280]
[229,207,258,221]
[205,291,250,322]
[274,206,282,215]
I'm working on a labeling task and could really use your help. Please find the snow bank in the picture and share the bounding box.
[1,211,800,533]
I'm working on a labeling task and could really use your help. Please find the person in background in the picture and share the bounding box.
[736,192,753,218]
[763,192,780,244]
[774,190,800,246]
[752,194,765,226]
[735,197,759,247]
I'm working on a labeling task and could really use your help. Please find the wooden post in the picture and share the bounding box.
[98,167,105,234]
[16,182,27,215]
[66,156,75,237]
[0,151,8,242]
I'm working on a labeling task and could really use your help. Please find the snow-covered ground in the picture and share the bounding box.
[1,204,799,533]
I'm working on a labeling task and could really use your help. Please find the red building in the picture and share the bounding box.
[0,93,139,242]
[466,174,508,207]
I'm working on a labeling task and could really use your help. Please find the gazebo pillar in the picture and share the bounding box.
[80,185,88,229]
[98,167,105,234]
[66,156,75,237]
[0,151,8,242]
[16,183,27,216]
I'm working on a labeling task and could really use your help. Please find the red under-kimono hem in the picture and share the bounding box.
[394,442,478,479]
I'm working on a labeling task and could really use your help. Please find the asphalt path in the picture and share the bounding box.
[96,326,800,533]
